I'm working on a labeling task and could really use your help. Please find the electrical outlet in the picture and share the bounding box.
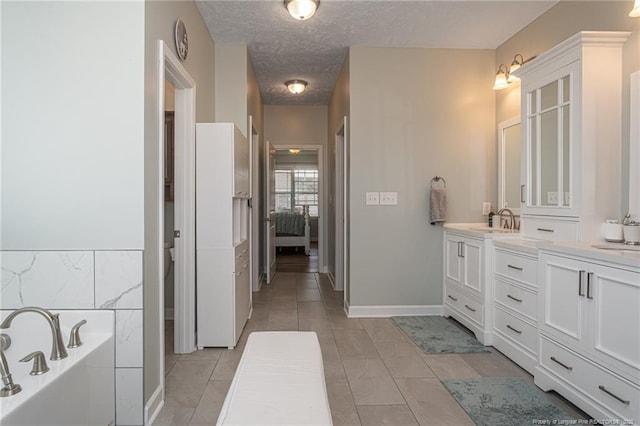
[380,192,398,205]
[482,202,491,215]
[366,192,379,205]
[547,192,558,204]
[564,192,571,205]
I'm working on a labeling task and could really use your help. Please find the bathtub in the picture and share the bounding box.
[0,310,114,426]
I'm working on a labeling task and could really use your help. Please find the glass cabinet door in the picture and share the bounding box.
[525,74,571,209]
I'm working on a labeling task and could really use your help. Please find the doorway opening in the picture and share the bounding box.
[265,146,324,277]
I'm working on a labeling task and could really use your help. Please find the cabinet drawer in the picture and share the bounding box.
[494,278,537,321]
[494,249,538,287]
[540,336,640,422]
[445,286,483,326]
[522,217,578,241]
[494,307,537,353]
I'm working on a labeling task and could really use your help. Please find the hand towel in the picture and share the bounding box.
[430,188,447,225]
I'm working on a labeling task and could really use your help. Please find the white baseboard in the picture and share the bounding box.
[327,271,336,289]
[164,308,174,320]
[145,384,164,425]
[347,305,444,318]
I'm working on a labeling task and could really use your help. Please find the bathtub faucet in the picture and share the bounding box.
[0,307,68,361]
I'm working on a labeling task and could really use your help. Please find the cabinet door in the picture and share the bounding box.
[521,63,578,217]
[444,234,463,287]
[539,254,588,349]
[461,238,483,296]
[589,264,640,374]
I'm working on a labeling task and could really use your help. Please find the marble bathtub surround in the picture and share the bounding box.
[95,251,143,309]
[0,251,94,309]
[116,309,144,368]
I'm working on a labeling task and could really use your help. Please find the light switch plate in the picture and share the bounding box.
[482,202,491,215]
[366,192,380,205]
[380,192,398,205]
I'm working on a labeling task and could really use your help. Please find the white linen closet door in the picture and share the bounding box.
[265,141,277,283]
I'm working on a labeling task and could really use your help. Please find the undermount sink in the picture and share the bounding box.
[592,244,640,252]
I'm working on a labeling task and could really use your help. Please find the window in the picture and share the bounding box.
[275,167,319,216]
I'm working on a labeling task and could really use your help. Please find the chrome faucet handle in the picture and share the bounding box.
[67,319,87,349]
[20,351,50,376]
[0,350,21,397]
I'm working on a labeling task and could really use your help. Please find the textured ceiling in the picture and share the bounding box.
[196,1,558,105]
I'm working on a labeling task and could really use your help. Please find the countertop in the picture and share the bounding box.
[443,222,640,268]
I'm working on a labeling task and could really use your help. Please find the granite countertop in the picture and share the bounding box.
[443,223,520,238]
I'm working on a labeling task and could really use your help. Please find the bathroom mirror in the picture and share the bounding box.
[630,71,640,220]
[498,117,521,215]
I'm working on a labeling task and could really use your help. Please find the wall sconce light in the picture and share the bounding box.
[507,54,524,83]
[289,148,301,154]
[285,79,308,94]
[630,0,640,16]
[493,65,509,90]
[285,0,319,20]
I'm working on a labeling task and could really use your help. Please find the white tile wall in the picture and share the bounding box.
[0,249,145,425]
[116,309,143,368]
[0,251,94,309]
[95,251,143,309]
[115,368,144,426]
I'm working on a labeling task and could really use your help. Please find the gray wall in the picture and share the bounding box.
[348,47,495,307]
[144,0,216,409]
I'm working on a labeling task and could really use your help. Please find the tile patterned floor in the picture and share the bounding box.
[156,272,587,425]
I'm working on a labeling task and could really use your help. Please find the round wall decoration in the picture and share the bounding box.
[175,19,188,61]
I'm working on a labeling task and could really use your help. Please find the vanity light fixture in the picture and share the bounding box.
[286,79,308,94]
[493,65,510,90]
[285,0,319,20]
[630,0,640,16]
[289,148,301,154]
[507,54,524,83]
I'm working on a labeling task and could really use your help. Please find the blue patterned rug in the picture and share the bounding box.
[392,316,489,354]
[442,377,574,425]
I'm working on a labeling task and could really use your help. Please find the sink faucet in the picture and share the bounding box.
[0,307,68,361]
[496,207,516,230]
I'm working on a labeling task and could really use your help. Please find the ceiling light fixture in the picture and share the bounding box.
[285,79,308,94]
[493,65,509,90]
[285,0,319,20]
[507,54,524,83]
[289,148,301,154]
[630,0,640,16]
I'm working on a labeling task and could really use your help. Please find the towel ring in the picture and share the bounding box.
[430,176,446,189]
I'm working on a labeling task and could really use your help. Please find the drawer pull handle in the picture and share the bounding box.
[507,264,523,271]
[464,305,476,312]
[537,227,555,233]
[506,324,522,334]
[521,184,525,203]
[578,270,585,297]
[550,356,573,371]
[447,295,458,302]
[236,271,244,277]
[507,294,523,303]
[598,385,630,405]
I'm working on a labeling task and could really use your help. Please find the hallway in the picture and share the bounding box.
[157,272,585,425]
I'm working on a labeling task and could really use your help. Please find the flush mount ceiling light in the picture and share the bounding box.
[493,64,509,90]
[285,79,308,94]
[630,0,640,16]
[507,54,524,83]
[289,148,301,154]
[285,0,319,20]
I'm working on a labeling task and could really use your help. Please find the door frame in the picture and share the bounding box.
[157,42,196,360]
[249,116,262,291]
[271,144,324,272]
[334,119,348,294]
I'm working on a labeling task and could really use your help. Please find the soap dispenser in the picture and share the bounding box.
[488,207,495,228]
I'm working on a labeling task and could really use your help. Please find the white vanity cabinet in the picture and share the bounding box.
[195,123,252,349]
[536,248,640,422]
[517,31,630,241]
[443,229,491,343]
[491,242,539,374]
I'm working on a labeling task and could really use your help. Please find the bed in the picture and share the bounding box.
[275,206,311,256]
